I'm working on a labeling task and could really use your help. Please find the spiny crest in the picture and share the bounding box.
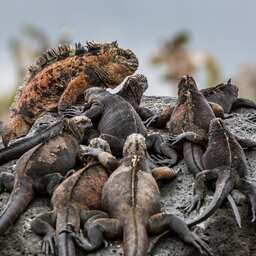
[123,133,147,157]
[86,40,118,51]
[11,42,87,112]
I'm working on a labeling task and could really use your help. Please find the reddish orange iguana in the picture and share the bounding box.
[1,41,138,146]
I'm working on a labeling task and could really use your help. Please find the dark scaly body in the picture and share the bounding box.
[187,118,256,226]
[2,41,138,146]
[0,116,91,236]
[69,134,212,256]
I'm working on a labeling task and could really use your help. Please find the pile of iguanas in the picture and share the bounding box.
[0,40,256,256]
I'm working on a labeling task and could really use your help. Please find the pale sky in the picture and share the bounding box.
[1,0,256,97]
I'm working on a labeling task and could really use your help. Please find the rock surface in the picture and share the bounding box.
[0,96,256,256]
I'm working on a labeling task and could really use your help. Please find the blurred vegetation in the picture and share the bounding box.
[151,31,256,99]
[0,25,72,121]
[0,29,255,122]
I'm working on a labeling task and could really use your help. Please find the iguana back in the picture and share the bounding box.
[2,41,138,146]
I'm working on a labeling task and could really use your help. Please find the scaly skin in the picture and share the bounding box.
[2,41,138,146]
[30,138,118,256]
[0,119,65,165]
[0,116,92,236]
[161,75,224,175]
[185,118,256,226]
[64,87,165,158]
[68,134,212,256]
[145,79,256,129]
[116,74,154,120]
[201,79,256,113]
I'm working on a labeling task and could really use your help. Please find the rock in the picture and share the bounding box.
[0,96,256,256]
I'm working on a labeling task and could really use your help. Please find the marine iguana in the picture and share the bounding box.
[144,79,256,128]
[1,41,138,146]
[66,133,213,256]
[0,116,92,236]
[30,137,118,256]
[0,119,65,165]
[181,118,256,225]
[116,74,154,120]
[201,79,256,113]
[158,75,224,173]
[64,87,171,160]
[67,73,153,121]
[0,74,151,165]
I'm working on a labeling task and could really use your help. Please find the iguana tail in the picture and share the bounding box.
[0,178,34,235]
[187,174,236,227]
[183,142,204,176]
[123,211,148,256]
[56,207,79,256]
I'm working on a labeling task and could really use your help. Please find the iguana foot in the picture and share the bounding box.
[169,132,206,146]
[63,106,84,117]
[143,112,161,127]
[41,230,56,255]
[183,193,204,214]
[150,154,177,167]
[183,231,213,256]
[147,213,213,256]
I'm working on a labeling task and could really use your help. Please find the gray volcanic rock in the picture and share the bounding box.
[0,96,256,256]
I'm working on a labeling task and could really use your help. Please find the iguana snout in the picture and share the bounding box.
[178,75,198,95]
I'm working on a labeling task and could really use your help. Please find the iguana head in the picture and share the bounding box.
[117,74,148,107]
[123,133,147,157]
[1,116,31,147]
[215,79,239,99]
[89,137,111,153]
[83,87,106,103]
[66,116,92,142]
[177,75,198,95]
[86,41,139,88]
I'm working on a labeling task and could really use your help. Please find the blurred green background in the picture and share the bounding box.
[1,0,256,121]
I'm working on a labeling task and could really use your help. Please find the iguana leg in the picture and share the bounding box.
[152,166,180,181]
[184,168,219,213]
[152,141,179,167]
[136,106,155,121]
[33,173,64,195]
[80,210,109,230]
[146,133,164,155]
[58,74,91,113]
[99,134,124,157]
[0,172,15,193]
[170,131,207,146]
[144,106,173,128]
[232,98,256,110]
[69,218,122,252]
[30,211,57,255]
[235,179,256,221]
[79,147,119,172]
[146,213,213,256]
